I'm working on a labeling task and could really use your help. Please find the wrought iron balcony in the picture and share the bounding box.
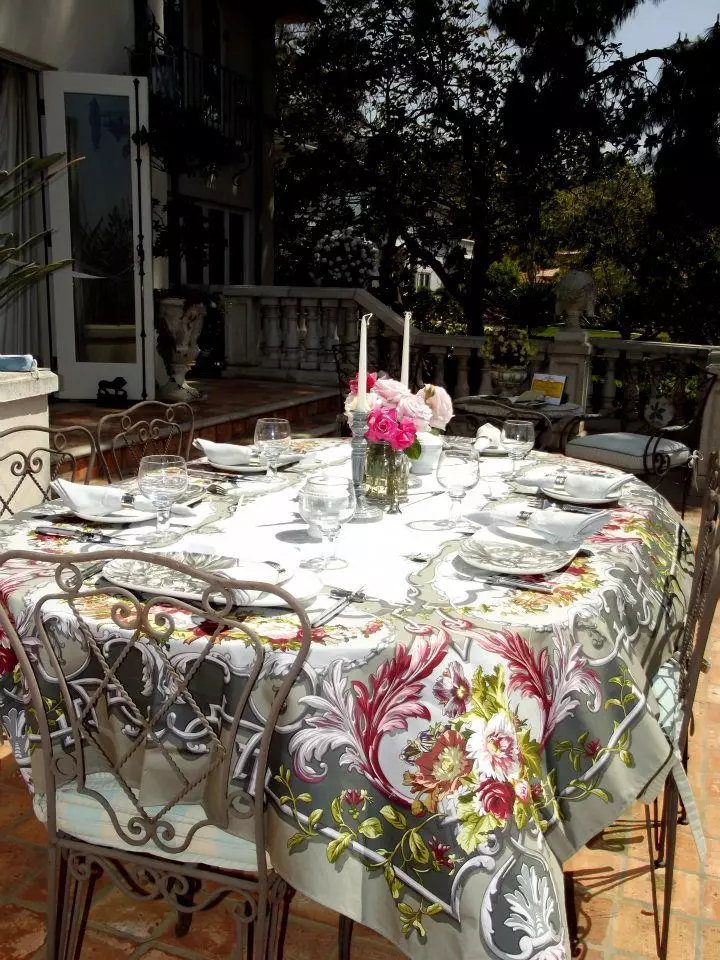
[138,23,251,151]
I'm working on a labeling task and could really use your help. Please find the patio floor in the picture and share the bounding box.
[0,490,715,960]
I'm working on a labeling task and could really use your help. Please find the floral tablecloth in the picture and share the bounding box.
[0,448,693,960]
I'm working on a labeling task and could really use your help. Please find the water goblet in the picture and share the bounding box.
[501,419,535,478]
[254,418,292,483]
[137,455,188,546]
[435,445,480,528]
[298,475,357,571]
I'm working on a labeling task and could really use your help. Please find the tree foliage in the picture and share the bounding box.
[276,1,720,341]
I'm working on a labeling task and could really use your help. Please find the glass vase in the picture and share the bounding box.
[364,442,409,508]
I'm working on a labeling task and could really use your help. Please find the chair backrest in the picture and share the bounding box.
[97,401,194,482]
[677,450,720,751]
[0,425,97,518]
[448,398,551,438]
[333,330,429,397]
[0,549,312,886]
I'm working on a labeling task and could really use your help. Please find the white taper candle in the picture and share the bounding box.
[357,313,369,411]
[401,312,411,387]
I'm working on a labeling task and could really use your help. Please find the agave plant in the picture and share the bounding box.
[0,154,73,313]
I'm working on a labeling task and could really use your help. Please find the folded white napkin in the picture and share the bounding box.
[475,423,502,450]
[51,479,195,518]
[193,438,257,465]
[472,503,610,545]
[550,472,631,500]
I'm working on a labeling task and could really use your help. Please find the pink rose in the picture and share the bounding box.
[373,377,410,407]
[366,407,399,444]
[418,384,454,431]
[396,393,432,432]
[473,778,516,820]
[349,371,378,396]
[393,416,417,451]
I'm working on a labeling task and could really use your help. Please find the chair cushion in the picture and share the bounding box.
[33,772,261,872]
[566,432,690,474]
[651,657,683,745]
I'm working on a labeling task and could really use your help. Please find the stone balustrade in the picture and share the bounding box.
[211,284,720,486]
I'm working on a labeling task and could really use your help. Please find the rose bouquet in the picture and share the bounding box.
[345,373,454,459]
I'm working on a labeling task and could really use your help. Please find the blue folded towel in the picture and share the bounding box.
[0,355,37,372]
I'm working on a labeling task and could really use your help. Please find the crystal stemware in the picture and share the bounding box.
[137,455,188,546]
[435,445,480,528]
[298,475,357,570]
[501,419,535,478]
[254,418,292,483]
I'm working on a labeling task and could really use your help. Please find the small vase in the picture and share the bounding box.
[411,431,443,475]
[364,442,409,508]
[490,365,528,397]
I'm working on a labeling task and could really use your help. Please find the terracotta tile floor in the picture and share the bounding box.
[0,487,714,959]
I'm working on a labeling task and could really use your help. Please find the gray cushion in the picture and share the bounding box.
[566,432,690,474]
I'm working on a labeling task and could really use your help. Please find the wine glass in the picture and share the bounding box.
[298,475,357,570]
[435,445,480,528]
[137,455,188,545]
[501,420,535,478]
[254,418,292,482]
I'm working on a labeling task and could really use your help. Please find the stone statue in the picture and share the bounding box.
[155,298,207,401]
[554,270,596,329]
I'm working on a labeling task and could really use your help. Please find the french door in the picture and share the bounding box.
[42,72,154,400]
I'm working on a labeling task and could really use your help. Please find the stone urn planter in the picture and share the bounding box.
[490,365,528,397]
[155,297,207,402]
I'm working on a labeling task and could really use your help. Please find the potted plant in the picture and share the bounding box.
[480,324,536,396]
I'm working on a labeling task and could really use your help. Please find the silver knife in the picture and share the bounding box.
[470,574,554,594]
[35,525,121,544]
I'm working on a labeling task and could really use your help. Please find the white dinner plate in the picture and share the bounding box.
[538,483,619,507]
[206,454,300,474]
[178,536,300,584]
[249,569,322,607]
[458,537,577,575]
[478,444,508,457]
[102,553,282,605]
[71,507,158,525]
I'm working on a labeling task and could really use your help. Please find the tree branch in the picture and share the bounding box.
[591,47,676,84]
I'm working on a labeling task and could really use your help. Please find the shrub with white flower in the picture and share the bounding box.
[311,227,377,286]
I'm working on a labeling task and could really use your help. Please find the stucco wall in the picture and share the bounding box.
[0,0,134,73]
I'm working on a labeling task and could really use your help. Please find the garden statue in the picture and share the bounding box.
[155,297,207,401]
[554,270,596,329]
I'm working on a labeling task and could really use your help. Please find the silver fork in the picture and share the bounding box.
[311,587,366,628]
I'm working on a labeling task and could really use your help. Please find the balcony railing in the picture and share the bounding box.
[140,22,251,150]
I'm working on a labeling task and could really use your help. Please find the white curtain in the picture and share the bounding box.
[0,63,41,356]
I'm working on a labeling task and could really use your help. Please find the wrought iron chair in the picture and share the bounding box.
[0,549,312,960]
[562,375,716,518]
[641,450,720,956]
[0,425,98,518]
[96,400,195,482]
[448,397,552,444]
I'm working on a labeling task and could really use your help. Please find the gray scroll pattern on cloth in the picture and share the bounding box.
[0,479,694,960]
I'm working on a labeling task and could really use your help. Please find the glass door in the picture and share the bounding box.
[42,72,154,400]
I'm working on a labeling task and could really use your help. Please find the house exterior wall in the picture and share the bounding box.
[0,0,134,73]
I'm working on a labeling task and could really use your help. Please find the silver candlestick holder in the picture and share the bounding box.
[350,410,383,522]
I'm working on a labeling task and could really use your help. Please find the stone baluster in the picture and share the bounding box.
[280,299,301,370]
[386,335,401,378]
[301,299,321,370]
[623,351,642,424]
[260,298,282,368]
[479,362,493,396]
[428,347,447,390]
[600,349,619,414]
[699,348,720,488]
[320,301,339,372]
[339,299,358,344]
[455,349,471,399]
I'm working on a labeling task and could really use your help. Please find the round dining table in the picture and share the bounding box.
[0,440,695,960]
